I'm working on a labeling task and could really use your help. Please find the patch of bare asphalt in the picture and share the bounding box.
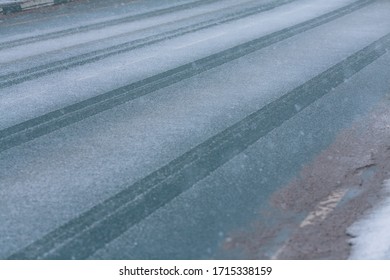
[219,94,390,259]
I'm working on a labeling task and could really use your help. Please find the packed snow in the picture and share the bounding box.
[348,180,390,259]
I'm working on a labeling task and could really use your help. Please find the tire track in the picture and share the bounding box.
[0,0,225,50]
[0,0,294,88]
[7,14,390,260]
[0,0,371,153]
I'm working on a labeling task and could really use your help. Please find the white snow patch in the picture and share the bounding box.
[348,179,390,259]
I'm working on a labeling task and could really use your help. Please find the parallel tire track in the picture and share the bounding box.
[0,0,222,50]
[7,8,390,260]
[0,0,293,88]
[0,0,371,153]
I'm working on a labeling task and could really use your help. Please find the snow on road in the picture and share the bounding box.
[1,0,384,129]
[1,0,390,259]
[348,180,390,259]
[0,0,264,57]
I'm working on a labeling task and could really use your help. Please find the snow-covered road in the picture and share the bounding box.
[1,0,390,259]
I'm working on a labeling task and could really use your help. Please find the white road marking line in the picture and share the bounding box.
[76,56,154,80]
[76,74,97,81]
[174,32,226,50]
[272,188,348,259]
[116,56,154,68]
[271,242,289,260]
[300,188,348,228]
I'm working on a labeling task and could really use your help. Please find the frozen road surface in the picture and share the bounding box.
[1,0,390,259]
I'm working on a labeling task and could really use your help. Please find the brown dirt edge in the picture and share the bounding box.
[223,94,390,259]
[272,95,390,259]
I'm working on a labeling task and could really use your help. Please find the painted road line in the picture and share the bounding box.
[173,32,227,50]
[300,188,348,228]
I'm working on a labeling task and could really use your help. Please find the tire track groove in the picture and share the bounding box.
[0,0,222,50]
[7,22,390,260]
[0,0,294,88]
[0,0,371,153]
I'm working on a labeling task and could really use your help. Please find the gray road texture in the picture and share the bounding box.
[0,0,371,151]
[1,0,390,259]
[0,0,295,88]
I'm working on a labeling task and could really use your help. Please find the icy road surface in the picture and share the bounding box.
[1,0,390,259]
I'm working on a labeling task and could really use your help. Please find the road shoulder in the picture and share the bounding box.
[271,95,390,259]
